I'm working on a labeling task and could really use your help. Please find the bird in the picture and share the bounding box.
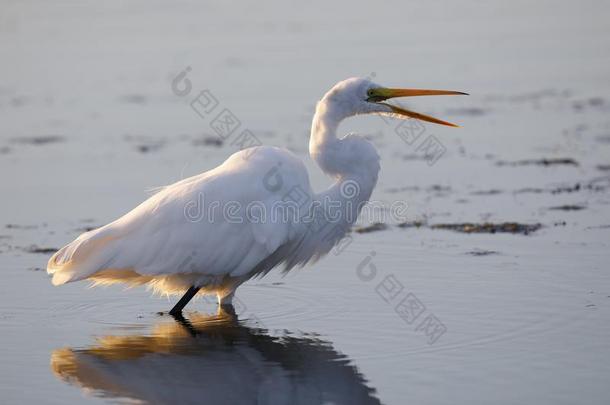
[47,77,466,315]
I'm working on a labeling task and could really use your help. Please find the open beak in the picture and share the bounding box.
[368,88,468,127]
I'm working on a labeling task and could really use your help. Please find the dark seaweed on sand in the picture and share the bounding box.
[496,158,578,167]
[24,245,58,254]
[10,135,64,145]
[548,205,586,211]
[397,221,542,235]
[466,249,500,256]
[353,223,388,234]
[430,222,542,235]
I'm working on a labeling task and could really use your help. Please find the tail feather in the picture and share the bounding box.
[47,227,118,286]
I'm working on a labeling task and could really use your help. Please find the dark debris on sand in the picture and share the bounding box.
[515,177,609,195]
[354,223,388,234]
[192,136,223,147]
[586,224,610,230]
[496,158,579,167]
[548,205,586,211]
[466,249,500,256]
[397,221,542,235]
[514,187,546,194]
[6,224,41,230]
[549,184,582,194]
[597,164,610,172]
[430,222,542,235]
[137,144,164,153]
[10,135,65,145]
[514,184,583,195]
[124,135,166,153]
[23,245,58,254]
[470,189,503,196]
[75,225,99,233]
[397,220,426,229]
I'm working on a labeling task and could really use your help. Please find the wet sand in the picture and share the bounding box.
[1,1,610,404]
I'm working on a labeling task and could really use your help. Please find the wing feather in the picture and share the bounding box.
[48,147,313,287]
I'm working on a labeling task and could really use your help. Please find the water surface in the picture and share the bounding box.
[1,1,610,404]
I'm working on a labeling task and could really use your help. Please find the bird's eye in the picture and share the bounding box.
[367,89,374,96]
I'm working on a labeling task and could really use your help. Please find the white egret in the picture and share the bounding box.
[47,77,466,315]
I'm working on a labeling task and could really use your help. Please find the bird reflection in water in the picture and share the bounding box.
[51,309,382,404]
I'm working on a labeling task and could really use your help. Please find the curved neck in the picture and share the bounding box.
[309,96,380,177]
[308,99,343,177]
[307,97,381,228]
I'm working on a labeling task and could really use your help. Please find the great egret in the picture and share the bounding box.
[47,77,465,315]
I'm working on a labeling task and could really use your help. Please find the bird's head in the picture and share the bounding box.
[321,77,467,127]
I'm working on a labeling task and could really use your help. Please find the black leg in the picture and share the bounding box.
[170,312,199,337]
[169,286,201,316]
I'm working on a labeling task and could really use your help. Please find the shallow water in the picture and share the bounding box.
[1,1,610,404]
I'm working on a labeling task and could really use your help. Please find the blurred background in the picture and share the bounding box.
[1,1,609,404]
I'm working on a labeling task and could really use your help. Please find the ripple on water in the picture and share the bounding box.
[345,274,597,364]
[238,283,339,326]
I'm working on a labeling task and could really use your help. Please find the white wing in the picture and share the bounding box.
[47,146,314,288]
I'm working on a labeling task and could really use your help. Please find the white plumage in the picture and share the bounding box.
[47,77,464,310]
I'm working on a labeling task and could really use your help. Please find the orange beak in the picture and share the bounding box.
[367,88,468,127]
